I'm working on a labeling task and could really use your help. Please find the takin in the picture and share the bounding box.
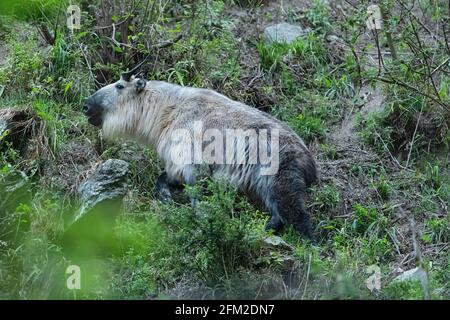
[83,74,318,240]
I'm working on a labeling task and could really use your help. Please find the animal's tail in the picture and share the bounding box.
[299,151,318,188]
[265,153,316,241]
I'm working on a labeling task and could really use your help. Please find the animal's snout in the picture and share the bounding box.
[82,97,102,117]
[82,97,104,127]
[83,103,99,118]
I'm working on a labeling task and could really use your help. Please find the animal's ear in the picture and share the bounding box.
[135,78,146,94]
[121,73,132,82]
[122,58,149,83]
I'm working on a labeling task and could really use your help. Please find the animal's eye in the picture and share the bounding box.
[116,84,125,90]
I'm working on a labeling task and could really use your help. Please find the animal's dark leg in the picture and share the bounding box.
[264,163,315,241]
[181,165,211,217]
[154,171,186,202]
[241,186,284,232]
[153,171,173,202]
[270,190,314,241]
[265,214,284,233]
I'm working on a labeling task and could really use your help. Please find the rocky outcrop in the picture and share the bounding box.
[63,159,129,256]
[264,22,311,44]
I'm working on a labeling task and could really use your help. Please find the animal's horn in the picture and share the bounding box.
[120,35,183,81]
[121,56,150,82]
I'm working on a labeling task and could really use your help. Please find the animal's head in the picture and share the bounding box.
[82,75,147,128]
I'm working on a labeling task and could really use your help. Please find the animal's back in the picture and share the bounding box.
[179,86,316,178]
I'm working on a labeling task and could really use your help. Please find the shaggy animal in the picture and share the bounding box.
[83,74,317,240]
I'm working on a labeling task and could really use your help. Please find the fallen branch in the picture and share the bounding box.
[374,77,450,112]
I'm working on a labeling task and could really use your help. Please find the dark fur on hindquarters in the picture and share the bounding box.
[263,151,317,241]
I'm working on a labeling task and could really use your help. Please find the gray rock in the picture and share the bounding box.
[71,159,129,225]
[0,166,30,217]
[2,168,28,193]
[0,118,7,135]
[326,34,343,43]
[63,159,130,256]
[393,267,429,290]
[264,22,311,44]
[263,235,293,251]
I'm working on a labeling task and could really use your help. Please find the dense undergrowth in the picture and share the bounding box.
[0,0,449,299]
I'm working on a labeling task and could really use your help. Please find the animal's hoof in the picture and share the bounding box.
[154,188,172,202]
[153,183,173,203]
[153,171,174,202]
[265,216,284,233]
[298,228,316,245]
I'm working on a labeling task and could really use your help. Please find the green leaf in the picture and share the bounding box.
[75,31,88,40]
[64,81,73,95]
